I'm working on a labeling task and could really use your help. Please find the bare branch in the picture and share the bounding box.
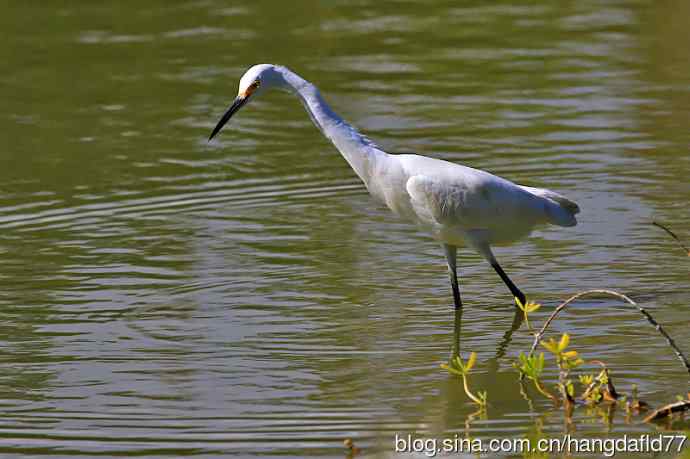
[643,399,690,422]
[653,221,690,256]
[527,290,690,380]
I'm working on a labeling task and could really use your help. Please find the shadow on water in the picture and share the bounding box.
[449,303,524,370]
[433,304,527,434]
[492,307,525,364]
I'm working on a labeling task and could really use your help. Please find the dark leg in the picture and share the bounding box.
[450,303,463,361]
[491,260,526,306]
[466,235,527,307]
[443,244,462,309]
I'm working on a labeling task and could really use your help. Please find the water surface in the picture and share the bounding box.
[1,0,689,457]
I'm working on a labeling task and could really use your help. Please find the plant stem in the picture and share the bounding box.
[462,374,483,406]
[533,379,558,403]
[523,311,532,331]
[653,221,690,255]
[527,290,690,380]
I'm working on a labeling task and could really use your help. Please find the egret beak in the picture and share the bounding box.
[208,96,248,141]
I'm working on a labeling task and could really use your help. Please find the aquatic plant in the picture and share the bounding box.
[520,289,690,424]
[541,333,583,404]
[514,297,541,331]
[441,351,488,408]
[527,289,690,378]
[514,351,558,403]
[457,288,690,428]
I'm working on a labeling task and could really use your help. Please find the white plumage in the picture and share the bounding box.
[209,64,580,308]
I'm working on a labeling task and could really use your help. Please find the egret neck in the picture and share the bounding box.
[277,67,390,190]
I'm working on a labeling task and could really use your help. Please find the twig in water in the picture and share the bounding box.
[652,221,690,256]
[527,290,690,380]
[643,398,690,423]
[581,361,618,403]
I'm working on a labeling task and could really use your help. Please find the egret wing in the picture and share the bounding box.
[406,172,544,229]
[406,174,467,226]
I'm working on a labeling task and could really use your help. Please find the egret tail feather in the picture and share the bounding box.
[519,185,579,227]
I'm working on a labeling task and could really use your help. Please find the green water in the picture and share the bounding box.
[1,1,689,457]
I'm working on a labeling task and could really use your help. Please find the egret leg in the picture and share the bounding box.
[466,235,527,306]
[450,304,463,361]
[443,244,462,309]
[491,261,526,306]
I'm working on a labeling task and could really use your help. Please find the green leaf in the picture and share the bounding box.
[562,350,578,360]
[537,353,545,372]
[466,352,477,372]
[525,301,541,313]
[440,362,464,377]
[579,374,593,386]
[541,338,559,354]
[515,296,525,310]
[566,381,575,397]
[558,333,570,352]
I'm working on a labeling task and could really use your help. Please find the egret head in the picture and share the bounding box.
[208,64,285,141]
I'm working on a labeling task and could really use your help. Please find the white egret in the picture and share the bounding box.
[209,64,580,308]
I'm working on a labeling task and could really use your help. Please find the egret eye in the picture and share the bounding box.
[252,80,261,88]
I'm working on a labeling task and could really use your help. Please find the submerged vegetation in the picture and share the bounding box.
[442,289,690,429]
[441,351,488,408]
[336,226,690,457]
[440,222,690,444]
[515,297,541,331]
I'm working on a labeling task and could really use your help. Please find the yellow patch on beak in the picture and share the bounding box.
[239,80,260,98]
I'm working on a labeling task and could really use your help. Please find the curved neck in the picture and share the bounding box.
[277,67,386,186]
